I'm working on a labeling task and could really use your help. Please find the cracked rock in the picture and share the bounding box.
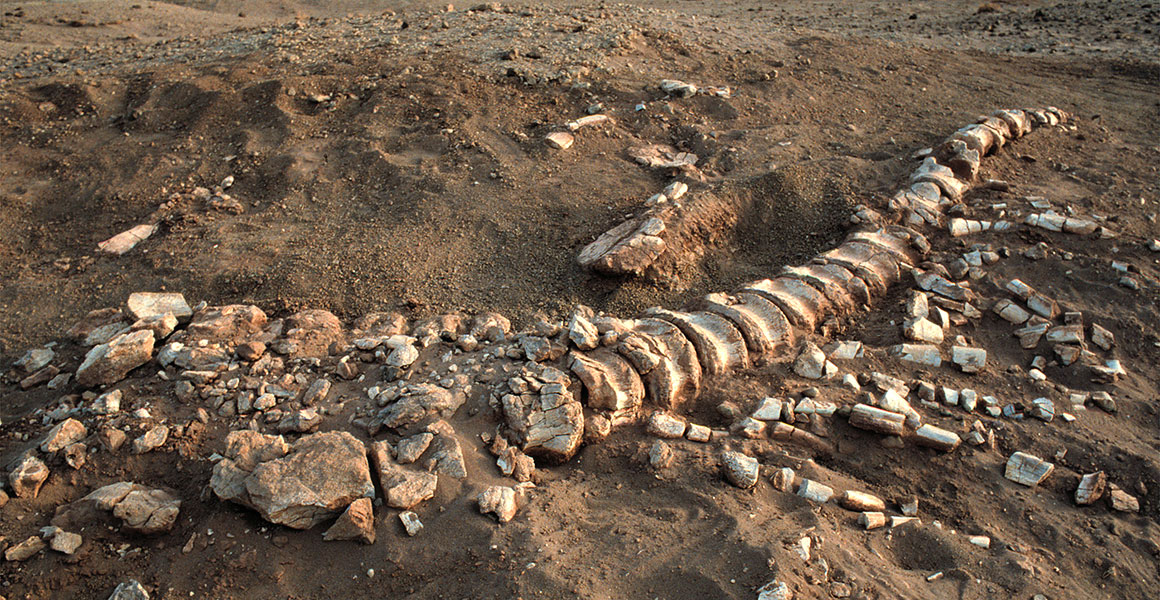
[127,292,192,322]
[133,425,169,454]
[112,487,183,534]
[1005,452,1053,486]
[478,485,518,523]
[41,418,87,453]
[186,304,268,342]
[395,433,434,464]
[1075,471,1106,505]
[793,342,836,380]
[54,481,181,535]
[376,384,466,430]
[4,535,46,562]
[210,431,373,529]
[645,412,687,439]
[399,511,423,536]
[8,453,50,498]
[721,450,759,489]
[649,440,674,469]
[76,329,155,388]
[423,420,468,479]
[14,347,54,375]
[568,311,600,351]
[49,529,83,555]
[323,497,376,544]
[108,580,150,600]
[277,409,323,434]
[370,440,438,510]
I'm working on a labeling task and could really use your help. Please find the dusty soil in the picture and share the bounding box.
[1,1,1158,599]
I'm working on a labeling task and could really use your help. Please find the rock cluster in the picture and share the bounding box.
[210,431,373,529]
[53,481,181,535]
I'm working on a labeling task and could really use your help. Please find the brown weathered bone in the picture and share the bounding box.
[738,278,829,332]
[643,308,749,377]
[568,348,645,414]
[700,292,795,360]
[615,318,702,410]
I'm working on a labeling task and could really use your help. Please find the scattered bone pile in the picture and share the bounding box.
[4,105,1145,597]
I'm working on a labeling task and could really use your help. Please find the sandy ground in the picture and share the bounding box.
[0,1,1157,599]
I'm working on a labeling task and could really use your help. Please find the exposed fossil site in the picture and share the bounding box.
[1,2,1158,600]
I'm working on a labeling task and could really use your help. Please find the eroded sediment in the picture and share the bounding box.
[13,105,1137,568]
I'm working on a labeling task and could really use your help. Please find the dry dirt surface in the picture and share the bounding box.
[1,1,1158,599]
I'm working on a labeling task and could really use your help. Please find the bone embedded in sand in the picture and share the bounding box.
[577,216,667,276]
[890,343,942,368]
[566,114,610,131]
[771,467,796,492]
[877,388,922,429]
[659,79,698,97]
[544,131,574,149]
[685,423,711,443]
[994,109,1032,137]
[97,223,158,255]
[645,412,687,439]
[941,140,981,180]
[890,516,918,528]
[568,349,645,413]
[968,535,991,549]
[792,341,837,380]
[796,479,834,503]
[903,316,944,344]
[786,263,872,309]
[993,299,1031,323]
[1025,293,1060,320]
[845,229,923,265]
[911,157,967,201]
[644,308,749,377]
[741,277,833,331]
[617,318,702,410]
[1090,323,1115,351]
[840,490,886,512]
[913,424,961,452]
[827,242,904,290]
[950,346,986,374]
[721,450,760,489]
[768,421,835,455]
[1075,471,1107,506]
[702,292,794,359]
[1062,216,1098,234]
[736,417,766,439]
[1014,321,1049,348]
[1108,487,1140,513]
[948,218,992,238]
[848,404,906,436]
[1004,452,1054,487]
[859,511,887,530]
[1045,325,1083,345]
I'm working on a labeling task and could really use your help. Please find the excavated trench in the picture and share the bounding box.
[642,166,856,290]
